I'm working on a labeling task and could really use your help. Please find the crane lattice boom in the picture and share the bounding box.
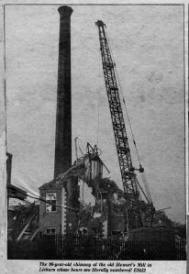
[96,20,139,201]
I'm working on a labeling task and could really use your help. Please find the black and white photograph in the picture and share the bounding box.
[1,2,187,266]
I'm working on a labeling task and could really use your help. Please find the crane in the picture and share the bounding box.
[95,20,154,229]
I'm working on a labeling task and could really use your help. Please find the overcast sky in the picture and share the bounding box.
[6,5,185,223]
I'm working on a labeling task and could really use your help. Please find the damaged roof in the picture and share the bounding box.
[39,177,67,190]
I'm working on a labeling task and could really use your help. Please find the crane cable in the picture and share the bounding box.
[96,45,102,147]
[105,30,153,204]
[140,173,152,203]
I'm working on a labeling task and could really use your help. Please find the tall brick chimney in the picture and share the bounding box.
[54,6,73,178]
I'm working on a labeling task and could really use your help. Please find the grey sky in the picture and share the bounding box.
[6,5,185,223]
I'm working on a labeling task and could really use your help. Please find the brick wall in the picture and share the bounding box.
[39,187,62,234]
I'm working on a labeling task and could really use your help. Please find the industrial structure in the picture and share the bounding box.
[7,5,186,259]
[38,5,79,236]
[37,6,126,238]
[37,6,174,240]
[54,5,73,178]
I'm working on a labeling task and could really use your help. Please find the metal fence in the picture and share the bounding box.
[8,234,186,260]
[175,237,186,260]
[54,234,186,260]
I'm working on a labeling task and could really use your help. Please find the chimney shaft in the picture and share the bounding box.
[54,6,73,178]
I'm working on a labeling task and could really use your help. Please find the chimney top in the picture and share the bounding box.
[58,5,73,16]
